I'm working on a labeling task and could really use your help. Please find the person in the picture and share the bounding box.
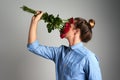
[27,11,102,80]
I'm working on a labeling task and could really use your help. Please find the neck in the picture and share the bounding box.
[67,36,81,46]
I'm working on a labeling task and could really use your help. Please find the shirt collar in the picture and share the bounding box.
[70,42,84,50]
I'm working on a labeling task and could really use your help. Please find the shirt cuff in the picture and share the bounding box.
[27,40,39,52]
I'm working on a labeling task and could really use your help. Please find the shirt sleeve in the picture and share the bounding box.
[27,40,62,62]
[84,54,102,80]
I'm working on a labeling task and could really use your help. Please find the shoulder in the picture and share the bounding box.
[79,46,100,66]
[80,46,99,61]
[82,49,100,68]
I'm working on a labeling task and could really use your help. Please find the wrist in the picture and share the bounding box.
[31,20,38,25]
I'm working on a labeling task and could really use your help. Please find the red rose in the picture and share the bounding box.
[64,22,70,33]
[60,33,66,39]
[60,18,74,39]
[69,17,74,24]
[60,23,71,39]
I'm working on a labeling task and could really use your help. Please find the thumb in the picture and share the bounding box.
[34,11,44,22]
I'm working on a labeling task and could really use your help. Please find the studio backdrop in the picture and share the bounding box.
[0,0,120,80]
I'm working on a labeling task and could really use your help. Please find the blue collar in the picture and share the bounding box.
[71,42,84,50]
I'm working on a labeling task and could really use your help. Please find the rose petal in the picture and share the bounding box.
[60,20,73,39]
[64,23,70,32]
[60,33,66,39]
[69,17,74,24]
[65,22,70,27]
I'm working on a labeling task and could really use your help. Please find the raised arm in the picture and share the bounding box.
[27,11,62,62]
[28,11,43,44]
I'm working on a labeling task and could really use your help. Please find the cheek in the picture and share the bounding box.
[66,28,75,36]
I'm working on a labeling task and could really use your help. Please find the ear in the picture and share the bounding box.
[74,28,80,36]
[75,29,80,34]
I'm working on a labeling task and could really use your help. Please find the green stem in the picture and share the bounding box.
[20,5,47,20]
[20,5,68,33]
[20,5,36,14]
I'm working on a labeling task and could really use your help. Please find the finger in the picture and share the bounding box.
[36,11,44,19]
[35,11,43,17]
[32,15,35,20]
[34,11,42,16]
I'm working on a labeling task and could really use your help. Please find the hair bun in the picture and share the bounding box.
[88,19,95,29]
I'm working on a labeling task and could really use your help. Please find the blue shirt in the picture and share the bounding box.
[27,40,102,80]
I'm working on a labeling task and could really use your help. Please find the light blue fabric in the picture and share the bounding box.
[27,40,102,80]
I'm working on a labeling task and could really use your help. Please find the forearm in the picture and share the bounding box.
[28,21,38,44]
[27,11,43,44]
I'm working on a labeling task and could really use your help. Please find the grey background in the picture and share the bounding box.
[0,0,120,80]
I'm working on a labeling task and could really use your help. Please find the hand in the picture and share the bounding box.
[31,11,44,23]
